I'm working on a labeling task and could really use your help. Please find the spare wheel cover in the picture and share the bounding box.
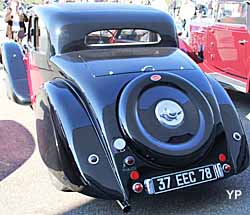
[118,73,215,166]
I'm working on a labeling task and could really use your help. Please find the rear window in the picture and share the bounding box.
[85,29,161,47]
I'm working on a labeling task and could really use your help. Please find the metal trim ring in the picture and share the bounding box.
[88,154,99,165]
[233,132,242,141]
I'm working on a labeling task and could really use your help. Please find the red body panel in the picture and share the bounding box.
[25,53,44,104]
[180,20,250,93]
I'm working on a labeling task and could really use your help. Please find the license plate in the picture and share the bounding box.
[144,164,224,195]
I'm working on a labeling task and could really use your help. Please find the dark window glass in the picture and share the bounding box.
[85,29,161,47]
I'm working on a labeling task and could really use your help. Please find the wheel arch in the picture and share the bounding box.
[206,75,249,173]
[35,78,127,200]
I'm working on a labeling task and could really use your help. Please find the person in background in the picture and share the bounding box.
[179,0,196,38]
[212,0,218,18]
[208,0,213,17]
[170,0,177,18]
[5,0,28,43]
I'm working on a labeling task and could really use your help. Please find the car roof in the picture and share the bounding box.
[35,3,162,13]
[33,3,178,54]
[34,3,166,16]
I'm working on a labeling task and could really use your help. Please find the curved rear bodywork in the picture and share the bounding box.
[36,47,249,206]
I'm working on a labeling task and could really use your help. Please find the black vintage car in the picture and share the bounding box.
[1,3,249,212]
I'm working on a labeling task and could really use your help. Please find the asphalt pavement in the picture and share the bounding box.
[0,15,250,215]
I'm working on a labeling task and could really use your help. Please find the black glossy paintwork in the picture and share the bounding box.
[206,76,250,173]
[35,79,127,200]
[1,42,30,105]
[43,45,249,201]
[33,4,178,55]
[118,72,216,166]
[2,4,249,206]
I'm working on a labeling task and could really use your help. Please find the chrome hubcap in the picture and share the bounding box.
[155,100,184,128]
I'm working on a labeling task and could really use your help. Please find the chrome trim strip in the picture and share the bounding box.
[87,41,161,47]
[213,165,219,178]
[208,73,247,93]
[216,163,224,178]
[144,179,155,195]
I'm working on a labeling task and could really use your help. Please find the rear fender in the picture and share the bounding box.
[1,42,30,105]
[35,79,127,200]
[207,76,249,173]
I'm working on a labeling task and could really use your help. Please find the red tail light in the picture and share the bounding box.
[132,183,143,193]
[219,153,227,163]
[130,170,140,180]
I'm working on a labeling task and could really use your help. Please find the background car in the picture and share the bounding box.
[180,0,250,94]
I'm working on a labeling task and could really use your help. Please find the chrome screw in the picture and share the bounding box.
[233,132,242,141]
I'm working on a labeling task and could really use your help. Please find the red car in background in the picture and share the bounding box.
[180,0,250,93]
